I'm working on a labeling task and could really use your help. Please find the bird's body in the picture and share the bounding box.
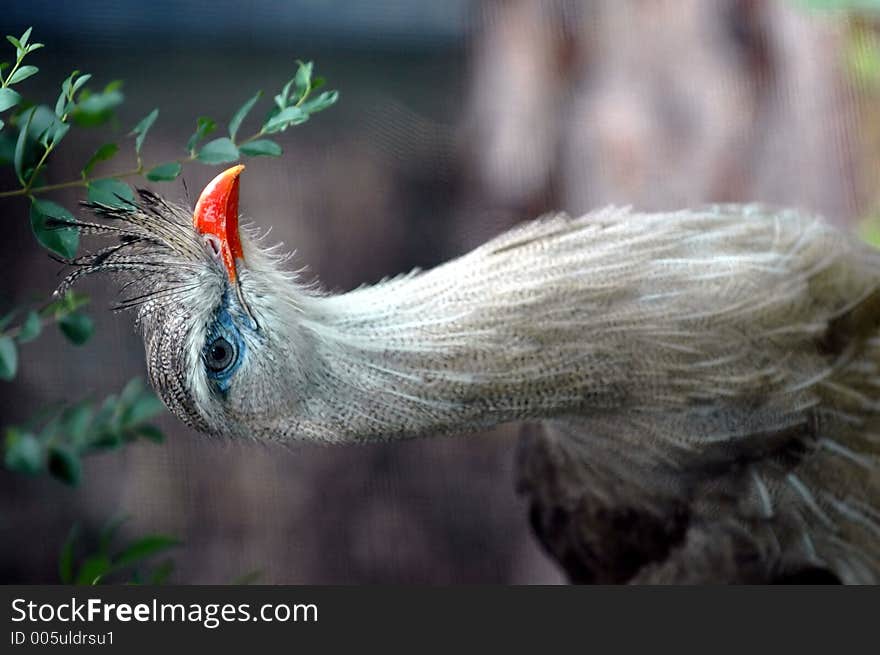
[63,169,880,583]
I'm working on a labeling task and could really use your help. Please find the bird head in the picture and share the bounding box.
[60,166,318,438]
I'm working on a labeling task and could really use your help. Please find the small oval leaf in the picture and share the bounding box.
[145,162,182,181]
[186,116,216,154]
[30,198,79,258]
[114,535,180,568]
[294,61,314,103]
[59,313,94,345]
[0,335,18,380]
[14,106,36,184]
[131,108,158,155]
[4,429,43,474]
[72,89,124,127]
[82,142,119,176]
[16,311,41,343]
[87,178,134,208]
[8,65,38,85]
[262,106,308,133]
[300,90,339,114]
[239,139,282,157]
[0,87,21,111]
[48,444,82,486]
[197,137,240,164]
[228,91,261,141]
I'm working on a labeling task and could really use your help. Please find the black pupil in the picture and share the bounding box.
[207,338,233,371]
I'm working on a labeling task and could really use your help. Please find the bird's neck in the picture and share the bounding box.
[287,249,628,443]
[294,290,563,443]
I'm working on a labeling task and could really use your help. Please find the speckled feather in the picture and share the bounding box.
[61,196,880,582]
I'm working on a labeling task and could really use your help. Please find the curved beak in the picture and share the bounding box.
[193,164,258,328]
[193,164,245,282]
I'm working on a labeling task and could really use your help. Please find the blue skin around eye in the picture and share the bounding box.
[203,301,247,394]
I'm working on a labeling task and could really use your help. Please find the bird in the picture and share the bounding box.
[57,164,880,584]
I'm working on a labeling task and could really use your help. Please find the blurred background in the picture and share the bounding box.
[1,0,879,584]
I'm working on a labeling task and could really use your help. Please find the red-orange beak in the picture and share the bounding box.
[193,164,245,282]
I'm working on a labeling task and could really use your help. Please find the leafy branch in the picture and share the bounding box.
[60,516,179,585]
[0,28,337,268]
[0,28,337,210]
[58,515,262,584]
[0,290,91,382]
[3,377,165,485]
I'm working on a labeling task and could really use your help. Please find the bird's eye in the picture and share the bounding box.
[205,337,235,372]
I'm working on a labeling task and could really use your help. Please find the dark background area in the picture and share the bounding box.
[1,0,877,583]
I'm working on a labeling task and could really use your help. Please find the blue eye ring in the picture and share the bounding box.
[203,302,246,391]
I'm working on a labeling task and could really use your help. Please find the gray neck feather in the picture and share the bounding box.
[266,205,868,444]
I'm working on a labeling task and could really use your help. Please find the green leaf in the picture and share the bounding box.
[0,335,18,380]
[16,310,41,343]
[0,87,21,111]
[0,118,4,131]
[6,36,22,53]
[114,535,180,568]
[123,395,164,427]
[62,402,93,445]
[4,429,42,474]
[262,106,308,133]
[186,116,216,154]
[14,106,36,185]
[294,61,314,103]
[58,313,94,345]
[145,162,182,181]
[92,393,118,430]
[229,91,261,141]
[19,27,32,48]
[135,424,165,443]
[118,377,144,407]
[239,139,282,157]
[300,90,339,115]
[76,555,111,585]
[56,71,91,116]
[56,72,75,116]
[45,290,89,318]
[72,89,124,127]
[131,108,158,155]
[36,118,69,149]
[8,65,38,85]
[39,414,61,443]
[30,198,79,258]
[87,178,134,208]
[25,105,69,151]
[82,142,119,175]
[119,379,164,426]
[197,137,239,164]
[48,444,81,485]
[87,429,122,451]
[274,79,295,110]
[59,525,79,584]
[149,559,175,585]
